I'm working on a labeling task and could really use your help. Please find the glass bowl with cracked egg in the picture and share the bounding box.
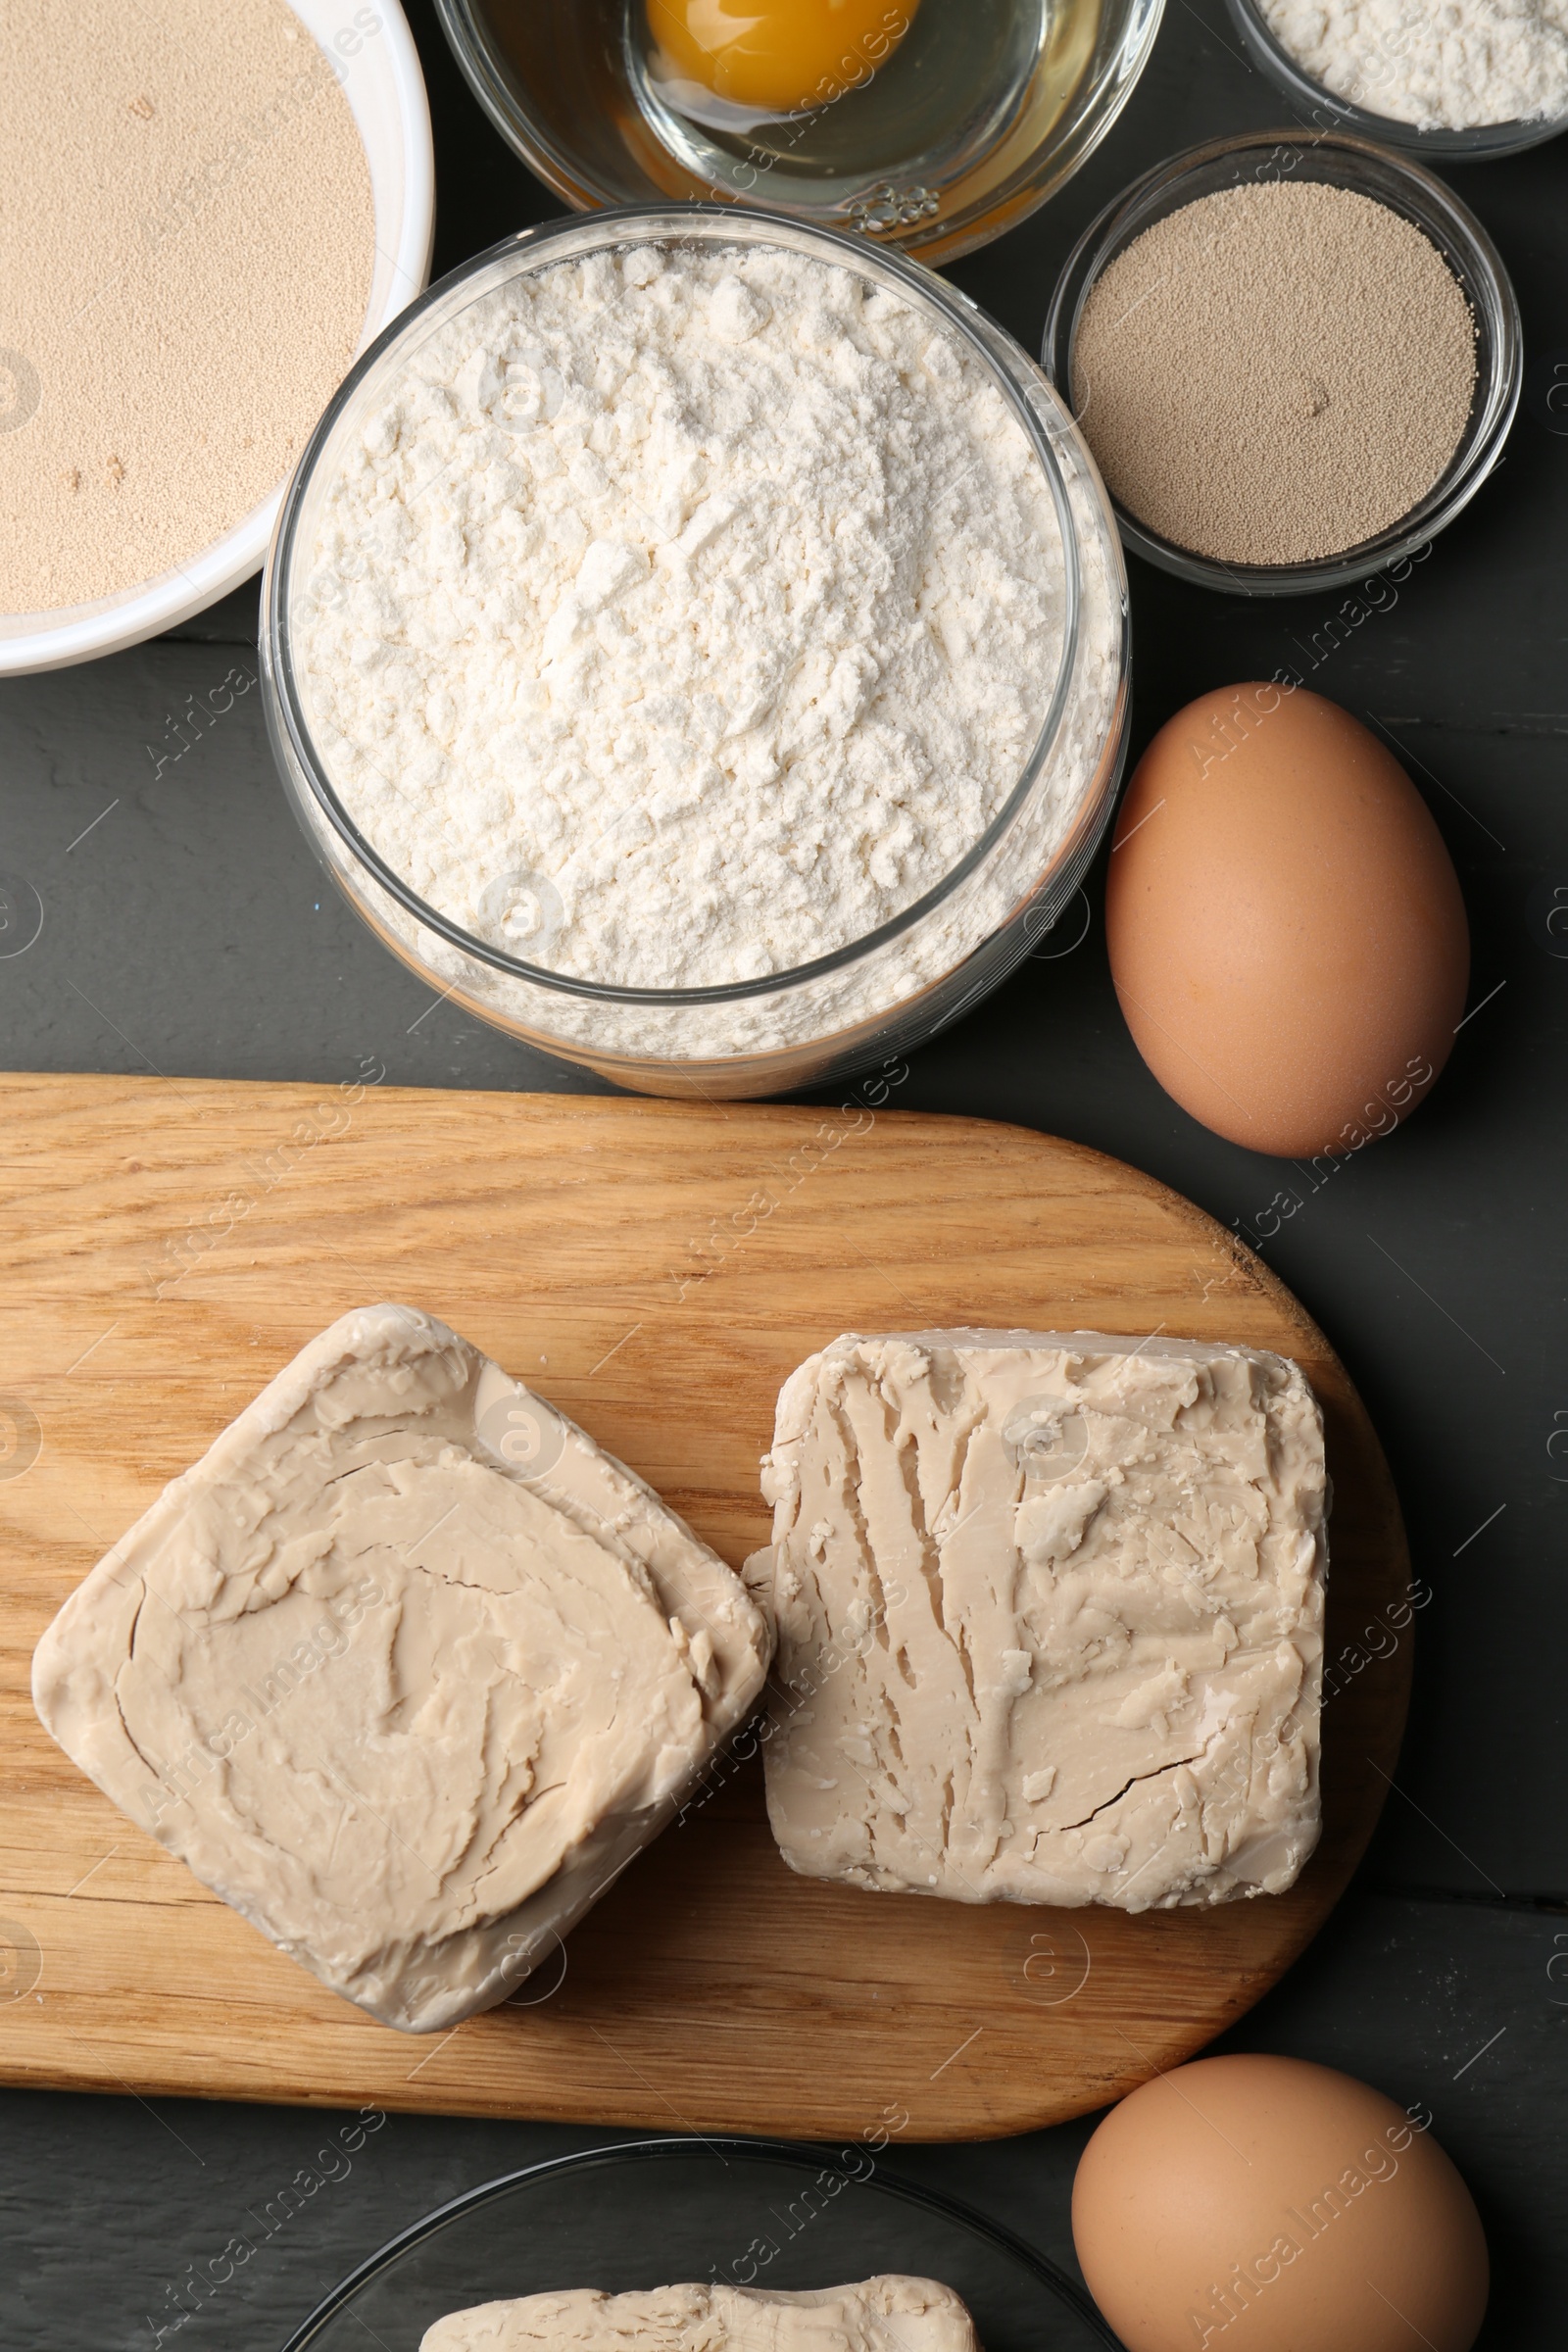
[262,204,1129,1099]
[430,0,1165,268]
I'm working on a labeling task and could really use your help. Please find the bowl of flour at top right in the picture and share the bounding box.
[1225,0,1568,159]
[1042,129,1522,596]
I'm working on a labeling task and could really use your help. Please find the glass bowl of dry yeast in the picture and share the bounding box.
[1043,130,1521,597]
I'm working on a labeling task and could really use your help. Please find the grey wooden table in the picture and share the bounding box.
[2,2,1564,2345]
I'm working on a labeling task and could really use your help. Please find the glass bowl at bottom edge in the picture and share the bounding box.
[278,2135,1120,2351]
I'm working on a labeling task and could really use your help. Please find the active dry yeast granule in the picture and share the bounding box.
[298,243,1074,994]
[1071,180,1477,569]
[0,0,374,613]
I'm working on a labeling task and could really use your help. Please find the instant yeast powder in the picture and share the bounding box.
[1071,180,1477,566]
[0,0,374,613]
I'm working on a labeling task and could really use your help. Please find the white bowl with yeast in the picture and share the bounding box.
[0,0,433,677]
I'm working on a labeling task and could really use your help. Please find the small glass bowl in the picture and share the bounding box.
[262,204,1129,1099]
[1225,0,1568,159]
[1042,129,1523,599]
[430,0,1164,268]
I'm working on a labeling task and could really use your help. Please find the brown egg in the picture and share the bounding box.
[1072,2053,1489,2352]
[1104,685,1469,1157]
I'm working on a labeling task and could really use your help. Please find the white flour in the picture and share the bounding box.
[298,244,1068,995]
[1260,0,1568,126]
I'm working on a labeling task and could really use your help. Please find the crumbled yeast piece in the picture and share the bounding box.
[745,1330,1327,1912]
[32,1304,770,2030]
[420,2278,980,2352]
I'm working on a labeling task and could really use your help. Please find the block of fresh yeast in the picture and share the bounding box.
[32,1304,771,2030]
[745,1330,1326,1911]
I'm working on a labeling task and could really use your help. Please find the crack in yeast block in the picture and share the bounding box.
[744,1330,1326,1911]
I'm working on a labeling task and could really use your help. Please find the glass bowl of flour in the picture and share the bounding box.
[1225,0,1568,157]
[262,204,1128,1097]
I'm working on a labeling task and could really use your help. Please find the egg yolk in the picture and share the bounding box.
[649,0,919,116]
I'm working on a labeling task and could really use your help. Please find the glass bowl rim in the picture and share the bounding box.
[265,198,1114,1009]
[1222,0,1568,157]
[276,2132,1121,2352]
[1040,126,1524,598]
[426,0,1170,268]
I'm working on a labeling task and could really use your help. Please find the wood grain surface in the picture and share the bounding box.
[0,1074,1411,2138]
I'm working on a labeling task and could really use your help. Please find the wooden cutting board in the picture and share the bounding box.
[0,1074,1410,2139]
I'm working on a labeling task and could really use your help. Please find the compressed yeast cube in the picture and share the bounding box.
[744,1330,1326,1911]
[32,1303,771,2030]
[421,2279,981,2352]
